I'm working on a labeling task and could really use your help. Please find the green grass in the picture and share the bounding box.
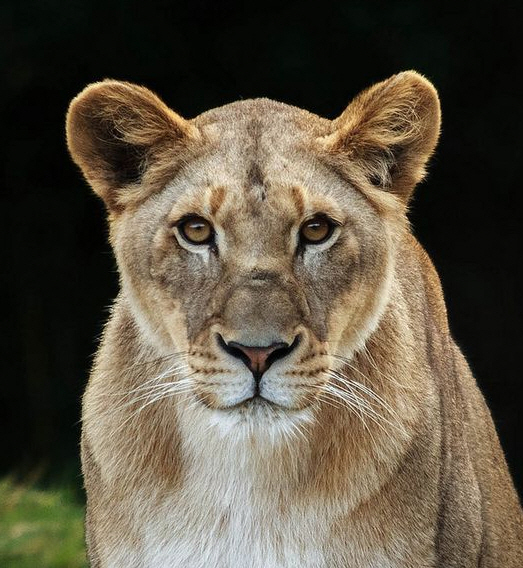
[0,478,87,568]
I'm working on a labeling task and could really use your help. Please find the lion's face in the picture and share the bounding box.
[67,73,439,423]
[110,107,396,416]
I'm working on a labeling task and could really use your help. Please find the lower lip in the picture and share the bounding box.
[228,396,276,410]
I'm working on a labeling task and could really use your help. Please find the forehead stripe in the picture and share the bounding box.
[291,185,305,218]
[209,185,226,217]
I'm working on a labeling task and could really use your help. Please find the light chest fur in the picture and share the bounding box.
[103,444,409,568]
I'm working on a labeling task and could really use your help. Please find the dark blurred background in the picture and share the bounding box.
[1,0,521,496]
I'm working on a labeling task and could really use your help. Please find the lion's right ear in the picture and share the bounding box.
[318,71,441,204]
[66,80,199,211]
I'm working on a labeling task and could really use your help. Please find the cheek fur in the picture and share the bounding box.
[151,231,223,341]
[295,224,391,351]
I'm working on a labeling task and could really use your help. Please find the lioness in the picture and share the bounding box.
[67,71,522,567]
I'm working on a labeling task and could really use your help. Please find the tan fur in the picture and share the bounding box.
[67,71,523,567]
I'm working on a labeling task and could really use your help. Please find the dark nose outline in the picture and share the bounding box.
[217,334,300,382]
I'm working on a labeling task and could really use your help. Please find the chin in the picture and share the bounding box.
[202,395,316,443]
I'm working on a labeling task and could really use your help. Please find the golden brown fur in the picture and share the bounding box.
[67,71,523,567]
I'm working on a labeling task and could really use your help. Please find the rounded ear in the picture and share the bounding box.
[66,80,199,211]
[320,71,441,203]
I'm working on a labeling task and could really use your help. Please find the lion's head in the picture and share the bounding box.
[67,72,440,432]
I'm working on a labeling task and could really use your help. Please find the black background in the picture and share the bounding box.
[1,0,521,496]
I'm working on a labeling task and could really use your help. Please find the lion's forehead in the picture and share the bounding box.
[150,104,368,233]
[165,151,357,231]
[194,105,331,187]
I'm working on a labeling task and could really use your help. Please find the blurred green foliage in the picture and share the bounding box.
[0,478,87,568]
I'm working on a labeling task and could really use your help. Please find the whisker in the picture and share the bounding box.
[319,386,375,441]
[326,371,407,436]
[281,417,309,444]
[107,362,192,398]
[125,375,198,406]
[96,351,190,374]
[124,364,192,395]
[112,372,199,433]
[317,388,381,453]
[359,344,413,391]
[329,349,411,391]
[330,368,399,419]
[324,376,397,435]
[321,383,368,416]
[136,382,194,410]
[119,378,196,409]
[324,376,376,414]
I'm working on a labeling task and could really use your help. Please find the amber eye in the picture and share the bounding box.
[299,215,335,245]
[178,216,214,245]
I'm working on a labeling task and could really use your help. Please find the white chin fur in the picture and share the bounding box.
[179,397,315,448]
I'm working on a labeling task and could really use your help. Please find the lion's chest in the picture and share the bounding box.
[98,430,411,567]
[137,509,404,568]
[106,484,405,568]
[137,488,329,568]
[141,522,323,567]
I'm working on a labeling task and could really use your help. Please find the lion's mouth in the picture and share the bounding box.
[223,395,279,411]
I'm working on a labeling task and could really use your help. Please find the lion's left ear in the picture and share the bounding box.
[66,80,200,212]
[320,71,441,203]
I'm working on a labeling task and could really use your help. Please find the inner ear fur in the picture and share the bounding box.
[66,80,199,211]
[321,71,441,203]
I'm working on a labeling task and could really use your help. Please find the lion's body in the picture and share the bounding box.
[67,72,523,567]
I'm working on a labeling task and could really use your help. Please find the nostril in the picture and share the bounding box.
[217,334,300,380]
[264,336,300,368]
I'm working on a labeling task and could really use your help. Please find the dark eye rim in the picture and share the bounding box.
[175,215,215,246]
[299,214,338,245]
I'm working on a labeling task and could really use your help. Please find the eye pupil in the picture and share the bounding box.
[179,216,213,245]
[300,216,333,244]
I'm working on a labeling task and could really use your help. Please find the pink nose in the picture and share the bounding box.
[220,337,297,380]
[229,343,282,375]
